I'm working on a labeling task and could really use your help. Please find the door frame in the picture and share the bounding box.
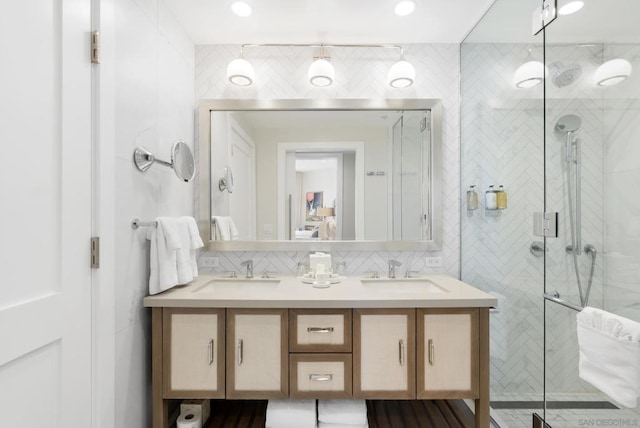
[93,0,116,426]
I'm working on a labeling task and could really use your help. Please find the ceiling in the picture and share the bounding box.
[163,0,496,45]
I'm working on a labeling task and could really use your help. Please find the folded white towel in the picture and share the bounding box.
[577,307,640,408]
[318,423,368,428]
[318,400,367,426]
[212,216,239,241]
[266,400,317,428]
[147,216,204,295]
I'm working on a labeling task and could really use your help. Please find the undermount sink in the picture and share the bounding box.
[360,279,447,295]
[192,278,281,294]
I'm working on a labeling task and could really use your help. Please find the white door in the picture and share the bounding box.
[228,119,256,240]
[0,0,93,426]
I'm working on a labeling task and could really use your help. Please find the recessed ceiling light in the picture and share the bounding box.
[394,0,416,16]
[558,0,584,15]
[231,1,252,17]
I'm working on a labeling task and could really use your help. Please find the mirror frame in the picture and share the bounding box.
[198,98,442,251]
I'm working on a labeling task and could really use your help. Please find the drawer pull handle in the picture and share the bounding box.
[399,339,405,366]
[309,374,333,382]
[237,339,244,366]
[428,339,435,366]
[307,327,334,333]
[208,339,214,365]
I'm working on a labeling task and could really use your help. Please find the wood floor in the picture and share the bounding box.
[201,399,475,428]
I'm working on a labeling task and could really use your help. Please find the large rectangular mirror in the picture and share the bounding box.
[198,99,442,251]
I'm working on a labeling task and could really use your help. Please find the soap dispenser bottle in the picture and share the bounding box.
[496,185,508,209]
[466,185,479,210]
[485,185,497,210]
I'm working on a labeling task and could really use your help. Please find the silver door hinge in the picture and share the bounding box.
[91,237,100,268]
[91,31,100,64]
[533,212,558,238]
[420,117,427,132]
[532,0,557,35]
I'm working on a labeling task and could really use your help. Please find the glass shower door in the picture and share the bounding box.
[542,1,640,425]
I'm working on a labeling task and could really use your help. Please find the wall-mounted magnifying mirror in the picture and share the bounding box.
[133,141,195,182]
[218,166,234,193]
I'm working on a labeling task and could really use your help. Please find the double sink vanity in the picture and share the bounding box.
[144,273,497,427]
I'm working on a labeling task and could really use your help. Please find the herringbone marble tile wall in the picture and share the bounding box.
[462,42,640,399]
[461,43,547,396]
[194,44,461,276]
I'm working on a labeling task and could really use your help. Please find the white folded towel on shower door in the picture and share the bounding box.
[147,216,204,295]
[212,216,239,241]
[577,307,640,408]
[318,400,368,426]
[265,400,317,428]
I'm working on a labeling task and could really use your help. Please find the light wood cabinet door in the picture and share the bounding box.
[226,308,288,399]
[289,308,352,353]
[353,308,416,399]
[417,308,479,399]
[162,308,225,398]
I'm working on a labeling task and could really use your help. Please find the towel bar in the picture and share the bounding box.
[131,218,158,229]
[543,292,584,312]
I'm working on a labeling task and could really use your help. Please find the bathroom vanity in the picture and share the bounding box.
[144,275,496,427]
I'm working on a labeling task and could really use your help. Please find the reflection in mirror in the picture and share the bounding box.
[199,99,442,251]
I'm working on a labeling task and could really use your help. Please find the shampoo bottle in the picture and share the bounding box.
[466,185,479,210]
[485,185,497,210]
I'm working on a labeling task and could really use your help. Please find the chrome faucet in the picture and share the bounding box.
[240,259,254,279]
[388,259,402,279]
[404,270,420,278]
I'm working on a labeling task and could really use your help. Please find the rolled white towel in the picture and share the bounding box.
[265,400,317,428]
[577,307,640,408]
[318,423,368,428]
[318,400,367,426]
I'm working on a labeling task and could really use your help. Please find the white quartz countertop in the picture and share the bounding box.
[143,274,498,309]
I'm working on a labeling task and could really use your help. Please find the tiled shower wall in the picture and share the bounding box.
[194,44,461,276]
[461,43,547,395]
[462,42,640,400]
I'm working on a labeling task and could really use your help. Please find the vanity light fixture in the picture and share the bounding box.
[514,60,547,88]
[227,49,255,86]
[226,43,416,88]
[231,1,252,17]
[593,58,632,86]
[557,0,584,15]
[394,0,416,16]
[388,56,416,88]
[308,46,335,87]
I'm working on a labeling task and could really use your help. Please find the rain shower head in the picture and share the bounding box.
[555,114,582,135]
[549,61,583,87]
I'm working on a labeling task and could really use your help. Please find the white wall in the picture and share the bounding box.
[196,44,461,276]
[113,0,195,426]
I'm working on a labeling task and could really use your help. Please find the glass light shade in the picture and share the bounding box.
[227,58,255,86]
[513,61,547,88]
[557,0,584,15]
[308,59,335,87]
[394,0,416,16]
[231,1,252,17]
[388,60,415,88]
[594,59,632,86]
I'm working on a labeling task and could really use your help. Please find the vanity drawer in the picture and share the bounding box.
[289,309,352,352]
[290,353,352,399]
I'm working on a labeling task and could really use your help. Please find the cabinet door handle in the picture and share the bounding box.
[309,374,333,382]
[399,339,405,366]
[428,339,435,366]
[208,339,214,365]
[307,327,334,333]
[237,339,244,366]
